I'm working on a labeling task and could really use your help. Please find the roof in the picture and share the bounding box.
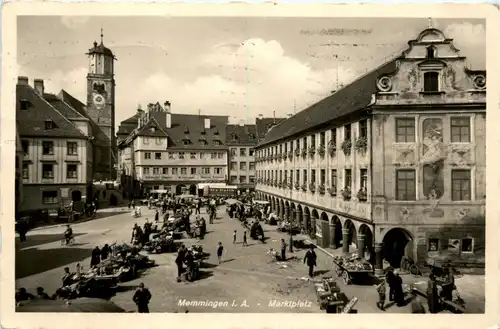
[258,58,399,147]
[43,93,87,120]
[119,107,229,150]
[16,84,86,138]
[87,41,115,58]
[58,89,109,142]
[255,117,286,142]
[226,124,258,146]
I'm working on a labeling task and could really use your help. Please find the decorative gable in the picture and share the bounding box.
[374,27,485,106]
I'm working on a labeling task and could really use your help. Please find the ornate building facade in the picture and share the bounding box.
[117,103,229,197]
[255,27,486,273]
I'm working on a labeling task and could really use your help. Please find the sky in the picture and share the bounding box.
[17,16,485,127]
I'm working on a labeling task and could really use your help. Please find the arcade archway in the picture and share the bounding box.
[189,184,197,196]
[382,228,413,268]
[342,219,357,253]
[331,215,342,249]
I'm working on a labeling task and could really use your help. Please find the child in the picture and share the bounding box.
[376,279,386,311]
[233,230,237,244]
[217,242,224,264]
[243,230,247,247]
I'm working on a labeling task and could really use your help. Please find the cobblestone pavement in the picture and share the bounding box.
[15,206,484,313]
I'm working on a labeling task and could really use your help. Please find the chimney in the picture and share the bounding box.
[34,79,44,96]
[204,118,211,130]
[17,76,29,85]
[239,119,245,127]
[164,101,171,113]
[166,112,172,129]
[147,103,154,112]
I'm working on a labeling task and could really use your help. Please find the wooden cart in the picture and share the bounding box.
[333,258,374,285]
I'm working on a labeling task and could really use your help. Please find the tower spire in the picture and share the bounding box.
[428,17,433,29]
[100,27,104,44]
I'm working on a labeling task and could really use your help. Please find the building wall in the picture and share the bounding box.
[228,145,256,186]
[20,137,91,210]
[371,111,486,266]
[256,119,372,221]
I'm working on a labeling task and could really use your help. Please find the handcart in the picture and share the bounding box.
[314,277,352,313]
[333,255,374,285]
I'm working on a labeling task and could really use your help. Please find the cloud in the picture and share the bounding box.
[135,38,357,123]
[60,16,90,29]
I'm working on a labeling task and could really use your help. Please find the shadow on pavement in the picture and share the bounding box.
[198,270,214,280]
[200,262,218,269]
[16,233,86,250]
[313,269,331,276]
[16,246,91,279]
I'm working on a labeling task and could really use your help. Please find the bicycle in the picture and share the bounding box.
[61,236,75,246]
[400,256,422,277]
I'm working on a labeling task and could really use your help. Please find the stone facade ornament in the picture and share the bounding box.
[401,208,410,220]
[473,74,486,90]
[376,76,393,92]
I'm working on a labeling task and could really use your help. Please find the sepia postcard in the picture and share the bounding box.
[1,2,499,329]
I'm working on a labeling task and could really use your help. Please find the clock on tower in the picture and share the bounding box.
[86,29,117,180]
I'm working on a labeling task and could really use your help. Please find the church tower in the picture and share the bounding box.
[86,30,117,180]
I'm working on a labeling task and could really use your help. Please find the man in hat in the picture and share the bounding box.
[133,282,152,313]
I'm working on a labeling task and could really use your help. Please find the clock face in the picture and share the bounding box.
[93,94,105,107]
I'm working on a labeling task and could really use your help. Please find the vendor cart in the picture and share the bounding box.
[314,277,351,313]
[333,255,374,285]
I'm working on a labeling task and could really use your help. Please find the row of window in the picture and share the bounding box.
[230,176,256,184]
[230,162,255,171]
[258,168,473,201]
[230,147,255,157]
[23,163,78,180]
[256,116,472,159]
[257,121,367,159]
[428,237,474,254]
[144,151,226,160]
[22,140,79,156]
[142,167,224,176]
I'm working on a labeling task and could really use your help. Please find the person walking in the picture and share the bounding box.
[154,210,159,222]
[217,242,224,264]
[90,246,101,268]
[133,282,152,313]
[393,269,405,306]
[233,230,237,244]
[427,273,439,313]
[303,246,317,278]
[280,238,287,261]
[242,230,248,247]
[375,279,386,310]
[175,245,186,281]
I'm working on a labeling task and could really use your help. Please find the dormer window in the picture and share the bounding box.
[214,140,222,146]
[231,133,238,141]
[45,120,54,130]
[424,72,439,92]
[20,99,30,110]
[200,140,208,145]
[183,140,191,146]
[201,130,206,135]
[249,133,256,140]
[214,129,219,135]
[426,46,436,59]
[150,127,156,132]
[184,126,190,134]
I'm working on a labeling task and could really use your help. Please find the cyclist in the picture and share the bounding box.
[64,225,73,245]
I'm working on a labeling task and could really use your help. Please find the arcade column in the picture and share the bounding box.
[357,234,365,259]
[284,207,289,220]
[329,222,337,249]
[303,213,310,234]
[374,242,384,277]
[342,229,350,254]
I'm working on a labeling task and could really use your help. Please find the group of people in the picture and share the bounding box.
[90,244,112,268]
[375,268,406,311]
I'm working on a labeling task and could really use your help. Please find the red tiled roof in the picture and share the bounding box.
[16,84,86,138]
[258,58,399,147]
[226,124,258,146]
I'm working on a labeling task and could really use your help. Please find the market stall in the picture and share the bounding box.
[333,254,374,285]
